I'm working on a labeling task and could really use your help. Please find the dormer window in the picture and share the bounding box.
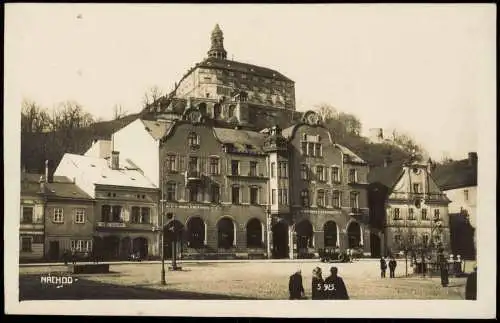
[188,132,200,147]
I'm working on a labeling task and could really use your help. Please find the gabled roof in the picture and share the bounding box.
[432,159,477,190]
[281,125,296,139]
[335,144,366,164]
[141,119,174,140]
[20,173,92,200]
[196,57,293,82]
[368,164,405,188]
[61,153,157,189]
[44,180,93,200]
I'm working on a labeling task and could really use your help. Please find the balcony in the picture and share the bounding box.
[97,221,127,228]
[389,192,448,202]
[96,221,153,230]
[20,222,44,231]
[350,207,363,215]
[185,169,203,182]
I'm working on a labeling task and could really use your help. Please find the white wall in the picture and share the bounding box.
[112,119,160,187]
[444,186,477,229]
[54,155,96,198]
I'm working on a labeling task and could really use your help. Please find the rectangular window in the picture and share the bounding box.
[408,208,415,220]
[301,142,308,156]
[188,156,199,173]
[166,155,177,172]
[421,208,428,220]
[393,208,401,220]
[282,189,288,205]
[211,184,220,203]
[53,208,64,223]
[249,161,258,177]
[232,186,240,204]
[422,234,429,246]
[350,192,359,208]
[278,189,283,204]
[250,187,259,205]
[189,185,200,202]
[316,166,324,181]
[331,167,340,183]
[270,162,276,178]
[434,209,440,220]
[315,143,322,157]
[272,189,277,205]
[209,157,220,175]
[409,235,416,244]
[348,169,357,183]
[140,207,150,223]
[21,236,32,252]
[464,189,469,201]
[279,162,288,178]
[111,206,122,222]
[101,205,111,222]
[308,143,315,157]
[231,160,240,176]
[317,190,325,208]
[413,183,421,193]
[394,235,402,245]
[166,182,176,201]
[75,208,85,224]
[300,164,308,180]
[332,191,341,208]
[131,206,141,223]
[22,206,34,224]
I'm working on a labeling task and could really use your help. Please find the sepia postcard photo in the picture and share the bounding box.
[4,3,497,318]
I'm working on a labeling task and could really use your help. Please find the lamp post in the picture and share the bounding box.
[152,198,166,285]
[266,205,272,259]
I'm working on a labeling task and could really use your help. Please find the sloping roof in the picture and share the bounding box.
[62,153,157,189]
[432,159,477,190]
[197,57,293,82]
[20,173,92,200]
[335,144,366,164]
[281,125,297,139]
[368,164,405,188]
[213,128,266,152]
[141,119,174,140]
[44,180,93,200]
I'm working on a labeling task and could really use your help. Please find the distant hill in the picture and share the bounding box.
[21,109,414,174]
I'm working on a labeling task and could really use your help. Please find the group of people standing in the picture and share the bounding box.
[380,257,397,278]
[288,267,349,300]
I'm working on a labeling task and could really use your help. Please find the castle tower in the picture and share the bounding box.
[207,24,227,60]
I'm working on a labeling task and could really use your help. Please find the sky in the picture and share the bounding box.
[5,4,496,160]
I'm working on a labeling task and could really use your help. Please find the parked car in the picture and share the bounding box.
[318,248,350,263]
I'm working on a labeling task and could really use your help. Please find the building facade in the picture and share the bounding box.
[20,173,46,261]
[54,151,160,260]
[368,158,451,257]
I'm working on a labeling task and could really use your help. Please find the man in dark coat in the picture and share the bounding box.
[465,266,477,300]
[380,257,387,278]
[288,269,305,300]
[388,257,397,278]
[324,267,349,300]
[440,259,449,287]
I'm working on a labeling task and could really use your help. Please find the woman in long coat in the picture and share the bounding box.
[311,267,325,300]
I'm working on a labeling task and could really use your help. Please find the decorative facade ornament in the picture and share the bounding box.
[301,110,321,126]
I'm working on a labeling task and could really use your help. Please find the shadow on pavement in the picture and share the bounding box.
[19,274,260,300]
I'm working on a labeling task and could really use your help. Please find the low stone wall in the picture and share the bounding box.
[67,264,110,274]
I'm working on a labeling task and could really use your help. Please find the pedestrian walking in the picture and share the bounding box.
[71,249,77,265]
[311,267,325,300]
[440,259,449,287]
[380,257,387,278]
[389,257,397,278]
[288,269,305,300]
[465,266,477,300]
[324,267,349,300]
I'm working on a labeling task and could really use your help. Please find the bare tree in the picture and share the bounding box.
[113,104,128,120]
[50,101,95,131]
[314,103,338,122]
[392,130,426,161]
[338,112,362,136]
[142,85,165,110]
[21,99,51,133]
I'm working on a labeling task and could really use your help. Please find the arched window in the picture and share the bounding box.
[218,217,235,249]
[188,132,199,146]
[210,183,220,204]
[323,221,338,247]
[187,217,205,248]
[228,105,236,118]
[198,103,207,116]
[247,218,262,248]
[347,221,361,249]
[300,189,310,207]
[317,189,325,208]
[213,104,221,119]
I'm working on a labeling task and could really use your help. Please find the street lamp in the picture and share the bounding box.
[266,205,272,259]
[169,214,182,271]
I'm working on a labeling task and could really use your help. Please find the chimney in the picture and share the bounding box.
[45,160,49,183]
[468,152,477,166]
[111,151,120,170]
[39,175,45,193]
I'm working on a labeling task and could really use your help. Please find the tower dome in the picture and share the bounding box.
[207,24,227,60]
